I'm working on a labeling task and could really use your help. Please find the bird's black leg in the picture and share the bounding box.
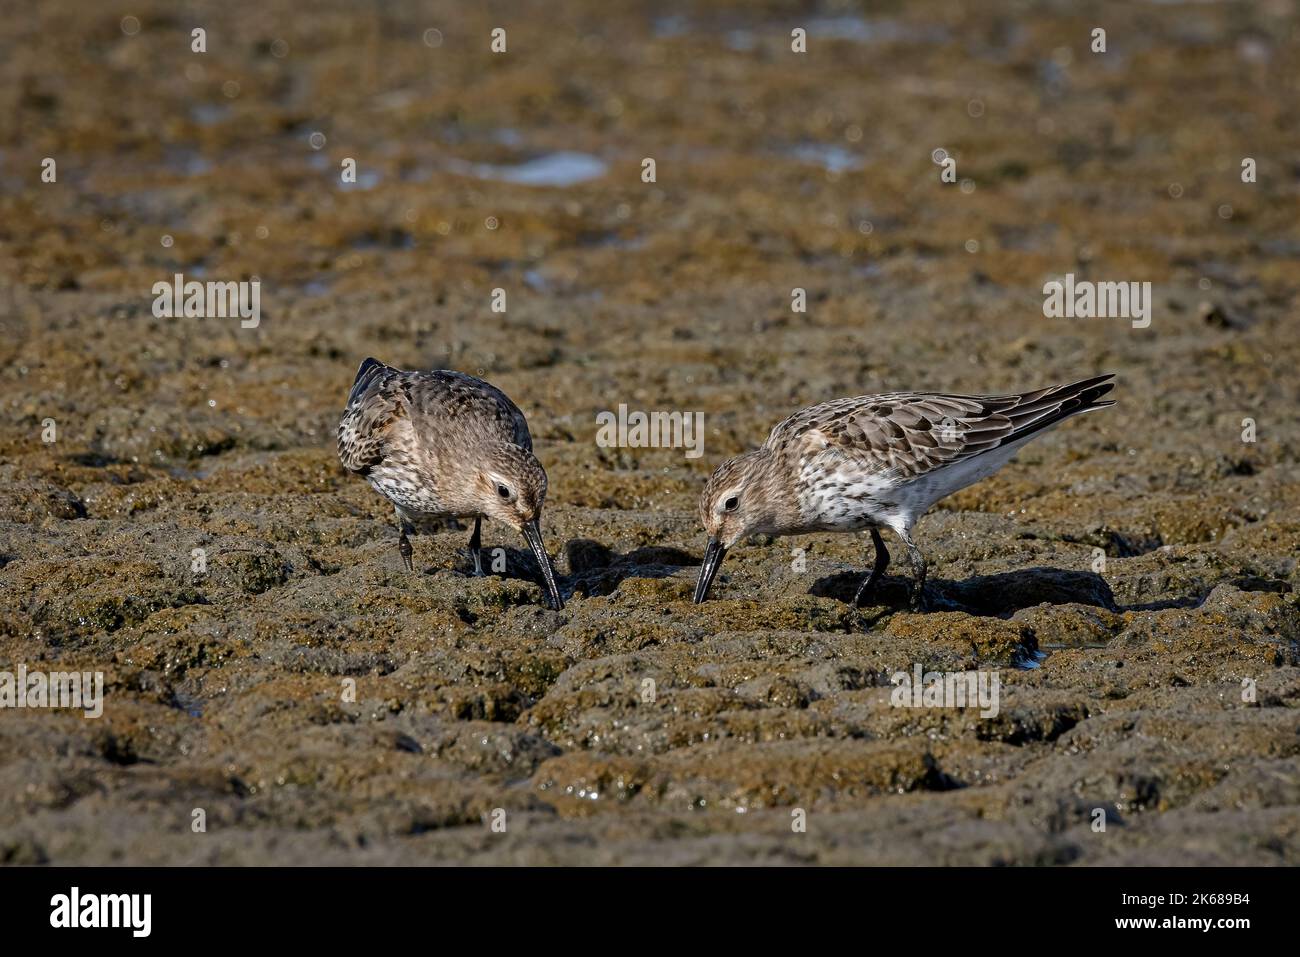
[398,532,413,571]
[397,529,414,572]
[853,528,890,606]
[899,529,927,611]
[468,516,484,577]
[394,508,415,571]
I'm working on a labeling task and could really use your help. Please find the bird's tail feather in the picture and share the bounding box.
[999,373,1116,445]
[347,357,389,408]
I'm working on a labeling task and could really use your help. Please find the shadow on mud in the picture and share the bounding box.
[562,538,695,598]
[814,566,1292,618]
[812,566,1117,616]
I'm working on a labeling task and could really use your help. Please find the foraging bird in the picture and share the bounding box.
[694,374,1116,610]
[337,358,565,610]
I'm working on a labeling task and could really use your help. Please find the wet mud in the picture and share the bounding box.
[1,0,1298,864]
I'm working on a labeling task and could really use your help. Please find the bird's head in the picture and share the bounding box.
[693,448,779,602]
[474,443,564,610]
[475,443,548,531]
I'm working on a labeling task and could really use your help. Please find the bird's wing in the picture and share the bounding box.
[768,375,1116,478]
[336,358,409,474]
[411,370,534,451]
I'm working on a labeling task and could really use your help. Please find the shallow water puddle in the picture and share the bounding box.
[448,151,608,187]
[788,143,863,173]
[339,169,382,191]
[162,147,212,177]
[191,104,230,126]
[1017,649,1049,670]
[806,17,950,44]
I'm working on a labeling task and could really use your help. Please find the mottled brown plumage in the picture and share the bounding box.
[338,358,564,610]
[695,374,1116,609]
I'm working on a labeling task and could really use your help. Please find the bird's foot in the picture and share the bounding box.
[467,516,484,576]
[852,573,879,607]
[908,587,928,613]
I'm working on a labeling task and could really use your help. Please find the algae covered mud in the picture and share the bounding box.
[1,0,1297,866]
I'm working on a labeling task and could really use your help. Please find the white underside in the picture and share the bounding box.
[797,434,1036,537]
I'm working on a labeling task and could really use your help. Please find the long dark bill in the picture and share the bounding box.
[522,518,565,611]
[693,538,728,604]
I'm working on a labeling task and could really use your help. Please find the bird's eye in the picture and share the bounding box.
[497,484,512,499]
[723,496,739,512]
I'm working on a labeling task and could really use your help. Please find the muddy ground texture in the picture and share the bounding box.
[1,1,1298,864]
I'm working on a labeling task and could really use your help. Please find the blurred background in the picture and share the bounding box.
[0,1,1297,865]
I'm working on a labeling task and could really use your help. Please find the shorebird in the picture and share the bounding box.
[337,358,565,610]
[693,374,1116,610]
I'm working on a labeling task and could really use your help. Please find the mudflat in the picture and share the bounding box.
[1,0,1297,865]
